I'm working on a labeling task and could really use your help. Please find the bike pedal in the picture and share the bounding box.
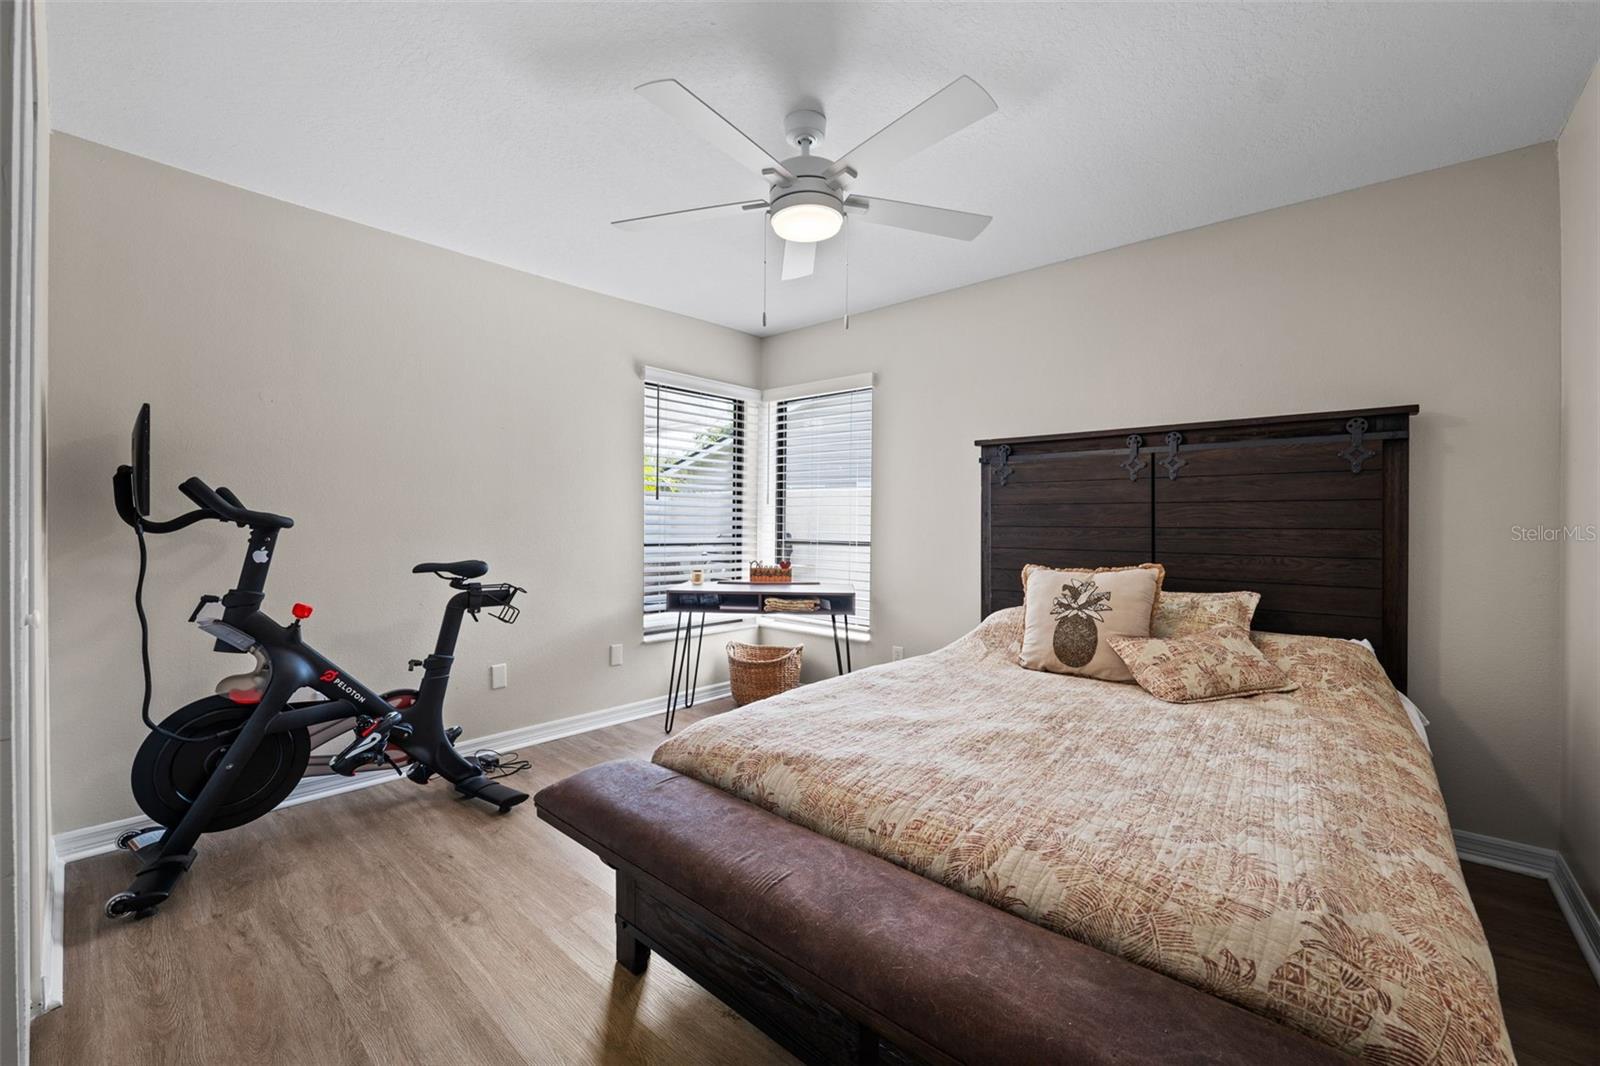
[446,725,463,744]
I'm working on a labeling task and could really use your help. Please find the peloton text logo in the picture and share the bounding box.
[320,669,366,704]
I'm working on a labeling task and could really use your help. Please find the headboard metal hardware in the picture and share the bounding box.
[1120,435,1146,481]
[994,444,1014,486]
[1339,417,1376,474]
[1158,432,1186,481]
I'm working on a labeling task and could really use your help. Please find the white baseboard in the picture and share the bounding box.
[1454,829,1600,986]
[1453,829,1559,878]
[1550,851,1600,987]
[33,841,64,1017]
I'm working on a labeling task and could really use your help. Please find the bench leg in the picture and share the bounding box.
[616,920,651,975]
[616,870,650,974]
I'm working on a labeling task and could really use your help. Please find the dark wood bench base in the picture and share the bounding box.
[614,866,919,1065]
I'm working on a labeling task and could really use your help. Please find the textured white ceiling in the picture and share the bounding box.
[48,2,1600,336]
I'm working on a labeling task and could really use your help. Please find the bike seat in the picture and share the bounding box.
[412,560,488,580]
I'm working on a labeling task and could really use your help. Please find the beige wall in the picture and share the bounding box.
[46,134,760,832]
[46,131,1575,854]
[763,145,1565,847]
[1560,62,1600,902]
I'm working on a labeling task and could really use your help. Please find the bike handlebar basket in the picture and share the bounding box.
[726,642,802,706]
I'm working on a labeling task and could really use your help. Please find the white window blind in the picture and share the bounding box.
[773,387,873,632]
[643,380,750,629]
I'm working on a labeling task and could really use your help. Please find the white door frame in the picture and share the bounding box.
[3,0,44,1061]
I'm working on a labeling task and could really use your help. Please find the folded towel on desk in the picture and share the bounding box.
[765,598,821,613]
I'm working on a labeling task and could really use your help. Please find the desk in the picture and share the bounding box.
[661,581,857,733]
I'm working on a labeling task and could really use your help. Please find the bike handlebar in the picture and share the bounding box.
[178,477,294,530]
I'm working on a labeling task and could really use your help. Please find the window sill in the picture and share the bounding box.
[753,617,872,644]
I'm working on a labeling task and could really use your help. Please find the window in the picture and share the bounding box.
[773,387,873,632]
[640,372,872,639]
[642,378,751,630]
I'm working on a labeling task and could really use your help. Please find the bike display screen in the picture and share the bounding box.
[130,402,151,517]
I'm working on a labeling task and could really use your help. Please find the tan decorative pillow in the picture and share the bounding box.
[1151,590,1262,638]
[1107,625,1299,703]
[1018,564,1164,682]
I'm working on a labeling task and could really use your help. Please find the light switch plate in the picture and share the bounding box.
[609,643,624,667]
[490,663,508,689]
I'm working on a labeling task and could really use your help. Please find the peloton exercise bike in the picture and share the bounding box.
[106,404,527,919]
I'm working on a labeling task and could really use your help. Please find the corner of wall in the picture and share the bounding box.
[1557,57,1600,906]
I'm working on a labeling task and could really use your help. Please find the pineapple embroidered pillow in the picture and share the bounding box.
[1017,564,1164,682]
[1106,625,1299,703]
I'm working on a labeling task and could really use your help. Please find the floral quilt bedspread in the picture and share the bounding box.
[654,609,1513,1063]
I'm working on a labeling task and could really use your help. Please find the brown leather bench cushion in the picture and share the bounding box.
[535,759,1349,1065]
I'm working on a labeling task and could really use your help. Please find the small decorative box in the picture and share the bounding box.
[748,561,793,584]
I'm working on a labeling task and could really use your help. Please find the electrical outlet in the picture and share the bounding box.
[490,663,508,689]
[892,645,905,661]
[609,643,624,667]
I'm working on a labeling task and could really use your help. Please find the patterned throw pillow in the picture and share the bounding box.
[1151,590,1261,638]
[1107,624,1298,703]
[1018,564,1164,682]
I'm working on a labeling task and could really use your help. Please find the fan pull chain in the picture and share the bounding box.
[761,218,768,330]
[842,218,851,331]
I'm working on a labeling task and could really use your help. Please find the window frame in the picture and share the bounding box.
[768,383,873,637]
[640,368,760,635]
[638,369,874,643]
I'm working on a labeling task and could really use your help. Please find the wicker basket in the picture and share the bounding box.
[726,642,802,706]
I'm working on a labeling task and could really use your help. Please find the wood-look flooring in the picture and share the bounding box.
[35,700,794,1066]
[34,701,1600,1065]
[1461,863,1600,1064]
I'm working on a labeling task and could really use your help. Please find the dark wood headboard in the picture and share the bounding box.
[977,406,1417,688]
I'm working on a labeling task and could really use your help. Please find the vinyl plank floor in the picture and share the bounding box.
[32,701,1599,1065]
[32,700,794,1066]
[1461,863,1600,1065]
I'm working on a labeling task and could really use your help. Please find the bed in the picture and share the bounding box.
[535,406,1515,1064]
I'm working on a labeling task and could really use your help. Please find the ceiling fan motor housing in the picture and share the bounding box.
[784,108,827,151]
[768,166,844,217]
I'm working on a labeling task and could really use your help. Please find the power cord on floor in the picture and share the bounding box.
[472,748,531,779]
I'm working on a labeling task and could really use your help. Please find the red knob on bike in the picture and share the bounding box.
[292,602,314,620]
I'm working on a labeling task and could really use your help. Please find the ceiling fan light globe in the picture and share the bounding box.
[771,202,843,243]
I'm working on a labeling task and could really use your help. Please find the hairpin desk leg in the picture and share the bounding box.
[665,612,706,734]
[831,614,844,674]
[842,613,851,673]
[664,611,685,734]
[686,612,705,708]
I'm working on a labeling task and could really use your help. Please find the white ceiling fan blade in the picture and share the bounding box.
[843,196,991,240]
[826,76,996,184]
[636,79,792,181]
[612,200,766,231]
[780,240,816,281]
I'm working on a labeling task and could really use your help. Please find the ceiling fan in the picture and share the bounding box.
[612,75,998,282]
